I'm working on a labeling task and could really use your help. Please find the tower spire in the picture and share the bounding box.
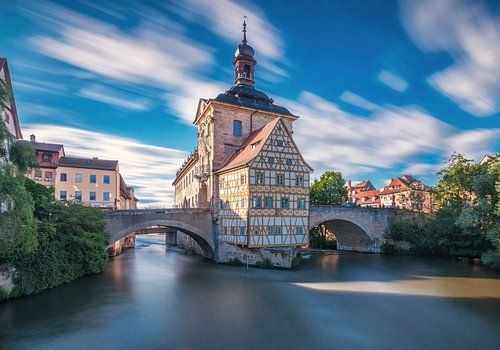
[242,17,247,44]
[234,16,256,87]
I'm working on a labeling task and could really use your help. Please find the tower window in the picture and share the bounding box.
[233,120,242,136]
[244,64,251,78]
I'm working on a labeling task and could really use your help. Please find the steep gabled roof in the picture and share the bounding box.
[216,118,313,174]
[0,57,22,139]
[216,118,280,173]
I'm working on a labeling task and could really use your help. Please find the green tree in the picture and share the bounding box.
[310,171,347,205]
[433,153,483,209]
[385,154,500,264]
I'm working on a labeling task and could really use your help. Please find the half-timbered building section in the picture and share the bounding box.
[217,118,313,247]
[218,167,249,244]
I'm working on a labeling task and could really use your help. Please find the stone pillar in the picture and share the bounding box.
[165,228,177,246]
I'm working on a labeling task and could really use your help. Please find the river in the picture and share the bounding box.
[1,235,500,349]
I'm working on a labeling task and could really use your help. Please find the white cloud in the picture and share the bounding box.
[339,91,379,111]
[280,91,500,180]
[23,1,225,123]
[170,0,284,61]
[377,70,409,92]
[23,124,187,207]
[400,0,500,117]
[78,84,150,111]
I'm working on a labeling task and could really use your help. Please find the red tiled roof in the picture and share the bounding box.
[216,118,281,173]
[119,174,135,200]
[353,189,380,199]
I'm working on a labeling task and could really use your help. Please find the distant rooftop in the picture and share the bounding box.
[21,140,64,153]
[59,156,118,171]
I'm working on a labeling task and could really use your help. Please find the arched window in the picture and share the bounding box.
[244,64,251,78]
[233,120,242,136]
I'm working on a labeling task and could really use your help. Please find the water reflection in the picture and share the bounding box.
[294,276,500,298]
[1,235,499,350]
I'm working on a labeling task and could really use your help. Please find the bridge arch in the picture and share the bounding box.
[104,209,215,259]
[309,206,391,253]
[111,219,214,259]
[312,219,376,253]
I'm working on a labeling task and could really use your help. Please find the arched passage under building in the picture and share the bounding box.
[314,219,377,253]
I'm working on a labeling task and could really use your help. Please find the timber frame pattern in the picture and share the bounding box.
[217,118,313,247]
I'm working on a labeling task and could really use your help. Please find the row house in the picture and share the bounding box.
[24,135,138,210]
[346,180,375,205]
[347,176,433,213]
[379,175,433,213]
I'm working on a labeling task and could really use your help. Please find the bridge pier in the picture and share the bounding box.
[165,228,177,247]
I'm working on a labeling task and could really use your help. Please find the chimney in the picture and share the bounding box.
[30,134,36,143]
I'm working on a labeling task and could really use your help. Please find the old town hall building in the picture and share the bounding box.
[173,22,313,263]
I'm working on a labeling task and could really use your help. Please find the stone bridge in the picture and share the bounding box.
[103,208,215,258]
[309,206,417,252]
[104,206,417,258]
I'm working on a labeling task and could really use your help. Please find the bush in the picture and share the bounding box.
[256,258,273,269]
[1,179,109,299]
[482,252,500,269]
[227,257,244,266]
[292,253,304,268]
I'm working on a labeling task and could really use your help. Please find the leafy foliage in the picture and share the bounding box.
[385,154,500,266]
[1,116,108,300]
[9,140,37,172]
[310,171,347,205]
[309,226,337,249]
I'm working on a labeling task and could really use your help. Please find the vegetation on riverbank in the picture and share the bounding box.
[0,120,108,301]
[384,154,500,268]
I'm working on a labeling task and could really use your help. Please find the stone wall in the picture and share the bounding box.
[217,243,299,269]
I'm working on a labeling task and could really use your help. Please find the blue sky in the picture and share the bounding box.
[1,0,499,206]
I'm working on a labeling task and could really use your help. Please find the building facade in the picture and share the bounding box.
[379,175,432,213]
[0,58,22,141]
[173,22,313,265]
[24,136,138,210]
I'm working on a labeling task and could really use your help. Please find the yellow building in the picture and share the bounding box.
[55,156,121,209]
[173,22,313,255]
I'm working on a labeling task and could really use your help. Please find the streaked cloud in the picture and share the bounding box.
[400,0,500,117]
[377,70,409,92]
[23,1,224,123]
[23,124,187,207]
[78,84,150,111]
[281,91,500,180]
[340,91,379,111]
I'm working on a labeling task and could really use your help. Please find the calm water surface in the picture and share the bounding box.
[1,235,500,350]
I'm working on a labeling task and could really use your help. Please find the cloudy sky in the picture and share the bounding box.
[1,0,499,206]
